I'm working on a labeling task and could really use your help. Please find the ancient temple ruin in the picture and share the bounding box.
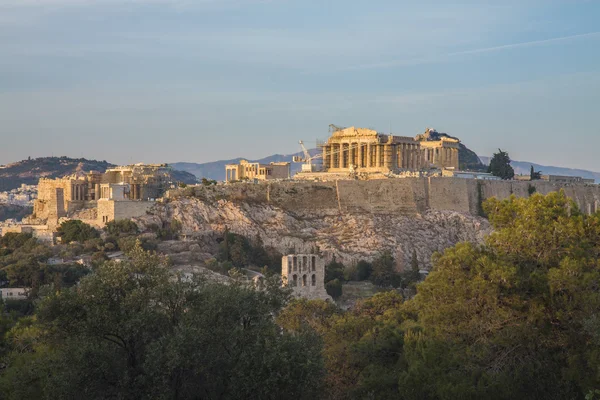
[281,254,332,301]
[30,164,172,229]
[225,160,290,182]
[320,125,459,174]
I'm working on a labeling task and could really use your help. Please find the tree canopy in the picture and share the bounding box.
[0,243,323,400]
[488,149,515,180]
[57,220,99,243]
[2,191,600,399]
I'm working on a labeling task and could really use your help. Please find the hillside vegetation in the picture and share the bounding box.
[1,191,599,399]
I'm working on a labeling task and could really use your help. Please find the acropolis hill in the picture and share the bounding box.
[3,126,600,272]
[139,177,600,271]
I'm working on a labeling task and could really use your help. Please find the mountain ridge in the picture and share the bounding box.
[0,157,198,191]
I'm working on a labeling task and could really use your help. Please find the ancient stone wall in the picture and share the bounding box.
[171,178,600,218]
[97,200,154,226]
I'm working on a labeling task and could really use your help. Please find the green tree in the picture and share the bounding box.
[355,260,373,281]
[279,292,406,400]
[370,250,400,288]
[325,258,345,283]
[56,220,99,243]
[1,243,323,400]
[404,191,600,399]
[488,149,515,180]
[530,164,542,180]
[325,278,343,299]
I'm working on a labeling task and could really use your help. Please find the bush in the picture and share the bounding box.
[217,231,281,272]
[370,250,401,288]
[148,220,182,240]
[325,279,343,299]
[57,220,99,243]
[355,260,373,281]
[104,219,139,236]
[201,178,217,186]
[0,233,34,250]
[325,259,345,282]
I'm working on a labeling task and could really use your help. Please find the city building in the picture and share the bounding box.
[543,175,595,184]
[0,287,29,301]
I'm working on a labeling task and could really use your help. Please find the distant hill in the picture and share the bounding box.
[172,149,319,182]
[0,204,32,222]
[0,157,197,191]
[479,157,600,183]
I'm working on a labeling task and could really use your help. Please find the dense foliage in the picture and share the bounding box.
[218,229,282,273]
[104,219,139,236]
[278,191,600,399]
[1,191,599,399]
[57,220,99,243]
[0,244,323,400]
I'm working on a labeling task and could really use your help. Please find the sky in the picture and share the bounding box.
[0,0,599,169]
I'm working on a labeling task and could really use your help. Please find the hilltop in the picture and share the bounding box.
[0,157,197,191]
[173,145,485,181]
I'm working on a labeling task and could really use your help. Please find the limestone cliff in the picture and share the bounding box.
[135,177,600,270]
[135,194,490,271]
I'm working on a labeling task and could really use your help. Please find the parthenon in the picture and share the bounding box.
[320,126,459,174]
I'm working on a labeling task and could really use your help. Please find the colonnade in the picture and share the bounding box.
[322,142,423,171]
[423,146,458,168]
[71,184,87,201]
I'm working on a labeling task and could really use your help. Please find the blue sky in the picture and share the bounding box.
[0,0,599,169]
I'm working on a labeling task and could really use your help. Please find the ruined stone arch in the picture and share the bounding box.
[302,274,307,287]
[311,274,316,286]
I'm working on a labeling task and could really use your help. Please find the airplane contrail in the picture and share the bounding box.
[448,31,600,56]
[341,31,600,71]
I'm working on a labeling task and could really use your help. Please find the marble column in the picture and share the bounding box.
[385,144,393,169]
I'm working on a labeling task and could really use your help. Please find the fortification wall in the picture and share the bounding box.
[174,178,600,217]
[97,200,154,226]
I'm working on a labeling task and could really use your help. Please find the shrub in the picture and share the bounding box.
[104,219,139,236]
[57,220,99,243]
[325,279,343,299]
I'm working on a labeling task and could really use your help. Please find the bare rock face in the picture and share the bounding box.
[135,196,490,270]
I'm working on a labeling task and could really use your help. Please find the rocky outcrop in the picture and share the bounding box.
[135,195,490,270]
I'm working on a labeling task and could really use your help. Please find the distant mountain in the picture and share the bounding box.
[0,157,197,191]
[479,157,600,183]
[0,204,32,222]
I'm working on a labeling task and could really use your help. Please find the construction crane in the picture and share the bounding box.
[293,140,321,172]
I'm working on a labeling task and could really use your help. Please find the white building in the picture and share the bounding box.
[0,288,29,301]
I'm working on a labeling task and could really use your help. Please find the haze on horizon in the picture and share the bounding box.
[0,0,599,170]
